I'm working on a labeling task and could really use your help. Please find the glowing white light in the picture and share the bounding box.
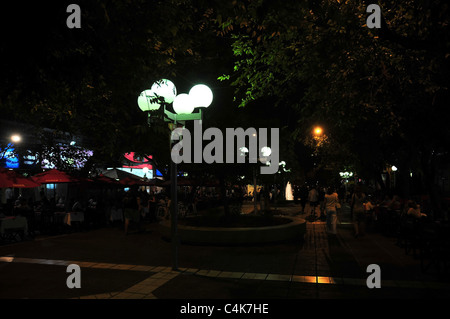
[189,84,213,108]
[173,93,195,114]
[261,146,271,157]
[151,79,177,104]
[391,166,397,172]
[11,135,21,143]
[137,89,160,111]
[239,147,249,156]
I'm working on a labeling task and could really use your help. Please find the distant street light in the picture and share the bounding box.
[11,134,21,143]
[137,79,213,271]
[261,146,272,157]
[142,166,149,179]
[313,126,323,136]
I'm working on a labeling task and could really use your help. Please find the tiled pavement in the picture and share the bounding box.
[0,202,449,300]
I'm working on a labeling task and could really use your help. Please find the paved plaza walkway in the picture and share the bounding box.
[0,201,449,303]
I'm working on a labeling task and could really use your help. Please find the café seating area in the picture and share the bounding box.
[369,197,450,276]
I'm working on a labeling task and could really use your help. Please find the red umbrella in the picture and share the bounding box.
[119,177,147,186]
[0,168,41,188]
[31,169,82,184]
[93,174,123,186]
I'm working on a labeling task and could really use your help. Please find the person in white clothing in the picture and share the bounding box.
[324,188,339,235]
[308,186,319,219]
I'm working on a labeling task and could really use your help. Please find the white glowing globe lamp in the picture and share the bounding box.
[137,90,160,112]
[189,84,213,108]
[173,93,195,114]
[261,146,271,157]
[239,146,249,156]
[151,79,177,104]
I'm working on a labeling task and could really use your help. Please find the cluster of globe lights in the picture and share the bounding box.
[339,171,353,178]
[137,79,213,114]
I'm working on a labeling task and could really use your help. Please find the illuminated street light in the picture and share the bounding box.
[313,126,323,136]
[151,79,177,104]
[173,93,194,114]
[139,79,213,125]
[239,146,249,157]
[189,84,213,108]
[261,146,271,157]
[142,166,149,178]
[137,79,213,271]
[11,134,21,143]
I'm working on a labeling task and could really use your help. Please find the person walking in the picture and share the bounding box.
[122,186,141,235]
[350,184,366,238]
[308,186,319,220]
[324,188,339,235]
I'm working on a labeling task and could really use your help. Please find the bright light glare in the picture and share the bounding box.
[137,90,161,111]
[261,146,271,157]
[189,84,213,108]
[151,79,177,104]
[11,135,21,143]
[239,147,249,156]
[173,93,195,114]
[314,127,323,135]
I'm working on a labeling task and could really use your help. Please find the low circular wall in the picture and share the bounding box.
[159,217,306,245]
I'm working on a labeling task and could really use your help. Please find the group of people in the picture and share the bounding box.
[297,183,429,238]
[346,185,428,238]
[297,185,341,235]
[119,187,173,235]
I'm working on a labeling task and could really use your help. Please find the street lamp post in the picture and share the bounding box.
[138,79,213,270]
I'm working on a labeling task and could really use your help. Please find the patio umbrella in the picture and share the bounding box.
[91,174,123,188]
[0,168,41,188]
[31,169,82,184]
[119,177,150,186]
[31,169,89,203]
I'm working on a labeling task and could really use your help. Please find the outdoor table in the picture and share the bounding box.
[64,211,85,226]
[0,216,28,241]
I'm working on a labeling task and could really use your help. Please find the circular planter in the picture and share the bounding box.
[159,216,306,245]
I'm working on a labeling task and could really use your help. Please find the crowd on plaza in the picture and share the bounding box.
[0,183,246,237]
[287,182,447,239]
[0,178,448,244]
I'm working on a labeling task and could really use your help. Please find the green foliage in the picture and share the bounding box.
[0,0,225,171]
[216,0,450,187]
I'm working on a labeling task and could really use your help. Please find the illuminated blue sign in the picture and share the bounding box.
[0,145,19,169]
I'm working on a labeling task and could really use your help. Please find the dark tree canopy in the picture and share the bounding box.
[1,0,449,209]
[216,0,450,197]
